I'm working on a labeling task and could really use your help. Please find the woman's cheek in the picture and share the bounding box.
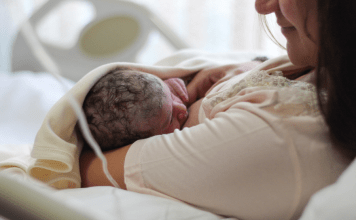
[279,0,299,27]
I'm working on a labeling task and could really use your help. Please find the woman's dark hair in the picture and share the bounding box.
[316,0,356,151]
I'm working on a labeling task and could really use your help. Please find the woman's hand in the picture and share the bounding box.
[186,61,264,105]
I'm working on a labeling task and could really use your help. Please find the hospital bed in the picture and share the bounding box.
[1,0,356,219]
[11,0,189,82]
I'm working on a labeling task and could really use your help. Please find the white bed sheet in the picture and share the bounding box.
[1,170,228,220]
[55,186,228,220]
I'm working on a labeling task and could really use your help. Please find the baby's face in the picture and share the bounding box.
[151,77,189,135]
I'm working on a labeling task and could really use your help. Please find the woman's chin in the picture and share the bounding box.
[287,48,307,67]
[286,42,318,67]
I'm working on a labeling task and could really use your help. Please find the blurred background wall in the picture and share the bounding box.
[0,0,287,71]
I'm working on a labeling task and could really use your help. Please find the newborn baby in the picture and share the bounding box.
[83,67,189,151]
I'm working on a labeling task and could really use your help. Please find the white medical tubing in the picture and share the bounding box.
[20,20,121,189]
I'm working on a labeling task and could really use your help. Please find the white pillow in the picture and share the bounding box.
[300,158,356,220]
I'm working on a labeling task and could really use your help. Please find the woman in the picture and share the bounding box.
[80,0,356,219]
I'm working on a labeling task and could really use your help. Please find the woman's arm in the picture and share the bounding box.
[80,144,131,189]
[79,60,262,189]
[79,101,299,219]
[80,98,204,188]
[122,106,299,219]
[79,65,219,188]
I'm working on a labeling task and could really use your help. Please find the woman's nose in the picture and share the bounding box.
[255,0,279,15]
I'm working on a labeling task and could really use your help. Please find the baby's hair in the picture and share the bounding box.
[83,67,165,151]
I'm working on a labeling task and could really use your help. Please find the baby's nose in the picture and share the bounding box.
[174,101,188,121]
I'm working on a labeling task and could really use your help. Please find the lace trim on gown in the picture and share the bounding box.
[207,70,320,117]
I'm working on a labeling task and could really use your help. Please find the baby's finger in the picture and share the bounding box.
[165,78,189,103]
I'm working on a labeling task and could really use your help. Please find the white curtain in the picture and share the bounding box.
[2,0,287,66]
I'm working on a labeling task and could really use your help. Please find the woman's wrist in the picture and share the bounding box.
[80,144,131,189]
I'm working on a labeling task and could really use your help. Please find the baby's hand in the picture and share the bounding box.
[163,78,189,103]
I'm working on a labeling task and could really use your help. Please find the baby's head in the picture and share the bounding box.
[83,67,188,151]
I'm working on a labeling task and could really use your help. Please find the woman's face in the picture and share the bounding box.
[255,0,319,67]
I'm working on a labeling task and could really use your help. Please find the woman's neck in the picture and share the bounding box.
[295,69,316,85]
[283,66,313,79]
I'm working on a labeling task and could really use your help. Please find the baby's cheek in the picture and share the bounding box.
[167,119,181,133]
[163,125,176,134]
